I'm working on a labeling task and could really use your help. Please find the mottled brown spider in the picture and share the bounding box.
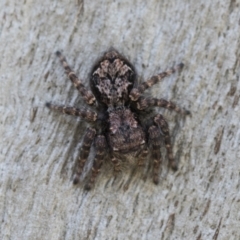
[46,49,190,190]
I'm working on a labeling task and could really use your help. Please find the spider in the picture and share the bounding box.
[46,49,190,190]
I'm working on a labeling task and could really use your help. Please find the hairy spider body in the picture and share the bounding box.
[107,108,146,153]
[90,51,146,155]
[47,49,189,190]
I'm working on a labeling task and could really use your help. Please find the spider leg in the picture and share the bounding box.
[46,103,97,122]
[85,135,107,190]
[111,157,121,173]
[137,146,148,167]
[73,128,96,184]
[56,51,96,105]
[130,63,184,101]
[148,125,162,184]
[135,97,190,115]
[154,114,177,171]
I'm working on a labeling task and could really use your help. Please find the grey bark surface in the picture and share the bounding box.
[1,0,240,239]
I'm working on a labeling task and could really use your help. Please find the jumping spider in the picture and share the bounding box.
[46,49,190,190]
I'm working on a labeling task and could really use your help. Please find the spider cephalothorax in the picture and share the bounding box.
[90,50,135,107]
[46,49,189,190]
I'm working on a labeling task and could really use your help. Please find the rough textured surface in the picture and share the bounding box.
[1,0,240,239]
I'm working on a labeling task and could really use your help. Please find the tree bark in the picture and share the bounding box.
[1,0,240,239]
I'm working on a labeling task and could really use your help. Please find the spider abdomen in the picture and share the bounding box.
[107,108,146,153]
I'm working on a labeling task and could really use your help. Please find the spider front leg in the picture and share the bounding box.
[130,63,184,101]
[148,126,162,184]
[73,128,96,184]
[85,135,107,190]
[56,51,96,105]
[154,114,177,171]
[46,103,98,122]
